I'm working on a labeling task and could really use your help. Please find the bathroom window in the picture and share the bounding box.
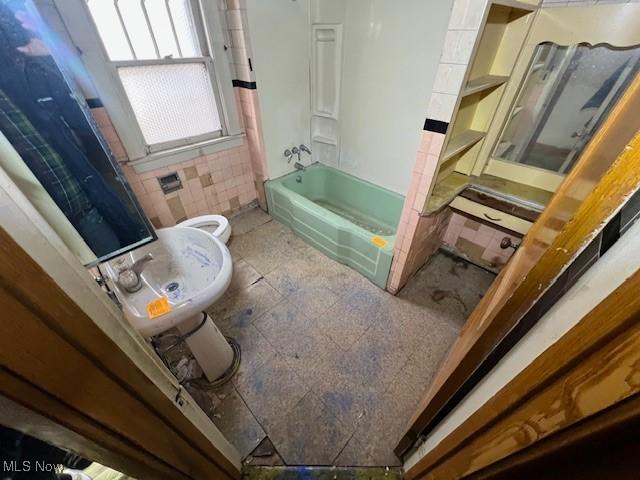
[54,0,241,165]
[85,0,223,152]
[493,43,640,176]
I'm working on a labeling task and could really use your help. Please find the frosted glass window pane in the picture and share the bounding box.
[87,0,201,60]
[145,0,181,58]
[168,0,202,57]
[118,63,221,145]
[87,0,133,60]
[118,0,157,60]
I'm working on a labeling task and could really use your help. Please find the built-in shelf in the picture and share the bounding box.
[462,75,509,97]
[443,130,486,162]
[491,0,537,12]
[312,135,338,146]
[422,0,538,216]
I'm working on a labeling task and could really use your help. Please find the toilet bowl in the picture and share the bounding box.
[178,215,231,244]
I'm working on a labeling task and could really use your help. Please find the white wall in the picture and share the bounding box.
[405,218,640,471]
[248,0,453,192]
[245,0,311,180]
[313,0,453,194]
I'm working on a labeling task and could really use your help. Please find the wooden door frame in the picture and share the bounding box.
[0,171,240,478]
[405,263,640,479]
[396,70,640,456]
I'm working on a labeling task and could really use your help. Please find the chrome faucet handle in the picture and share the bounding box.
[131,253,154,275]
[299,144,311,154]
[284,149,293,163]
[291,146,301,162]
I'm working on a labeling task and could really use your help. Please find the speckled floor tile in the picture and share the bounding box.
[264,248,335,296]
[228,324,278,387]
[285,283,340,320]
[190,209,495,467]
[386,356,435,412]
[230,207,271,235]
[232,221,308,275]
[398,252,494,328]
[334,436,373,467]
[348,322,412,390]
[212,386,266,460]
[244,437,285,466]
[235,353,309,429]
[409,323,459,374]
[349,396,404,467]
[320,287,390,350]
[276,326,343,388]
[253,300,313,351]
[243,243,300,276]
[266,392,352,465]
[229,259,264,293]
[309,348,384,428]
[209,278,283,333]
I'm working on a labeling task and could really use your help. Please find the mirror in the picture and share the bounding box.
[0,0,155,265]
[494,43,640,174]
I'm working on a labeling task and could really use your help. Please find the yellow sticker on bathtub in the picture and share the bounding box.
[147,296,172,319]
[371,236,387,248]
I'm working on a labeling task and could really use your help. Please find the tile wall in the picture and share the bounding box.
[225,0,269,210]
[37,0,271,228]
[387,0,513,293]
[83,0,270,227]
[442,212,521,272]
[387,131,451,293]
[388,0,634,292]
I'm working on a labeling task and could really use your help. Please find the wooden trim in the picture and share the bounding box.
[0,227,240,480]
[396,72,640,457]
[405,267,640,479]
[0,375,187,480]
[470,393,640,479]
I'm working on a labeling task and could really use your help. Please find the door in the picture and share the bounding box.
[396,2,640,457]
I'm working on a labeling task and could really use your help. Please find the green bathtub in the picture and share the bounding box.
[265,163,404,289]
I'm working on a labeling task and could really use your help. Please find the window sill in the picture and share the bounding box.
[128,133,246,174]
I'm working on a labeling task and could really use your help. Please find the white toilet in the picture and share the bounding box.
[177,214,231,244]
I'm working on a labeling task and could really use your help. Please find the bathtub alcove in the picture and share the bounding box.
[266,163,404,288]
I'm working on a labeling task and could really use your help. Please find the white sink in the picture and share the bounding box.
[105,226,232,337]
[104,226,234,381]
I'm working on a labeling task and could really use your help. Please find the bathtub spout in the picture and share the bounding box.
[294,162,306,171]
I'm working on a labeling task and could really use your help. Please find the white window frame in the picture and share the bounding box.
[54,0,243,171]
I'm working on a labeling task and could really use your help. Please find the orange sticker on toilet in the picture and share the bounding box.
[371,236,387,248]
[147,296,172,319]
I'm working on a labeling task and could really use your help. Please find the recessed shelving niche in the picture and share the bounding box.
[426,0,538,211]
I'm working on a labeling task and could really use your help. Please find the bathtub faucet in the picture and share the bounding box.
[293,144,310,171]
[299,144,311,155]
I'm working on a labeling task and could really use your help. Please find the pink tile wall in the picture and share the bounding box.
[85,0,270,228]
[387,130,450,293]
[90,103,260,228]
[442,212,520,272]
[236,87,268,209]
[119,146,257,228]
[226,0,269,208]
